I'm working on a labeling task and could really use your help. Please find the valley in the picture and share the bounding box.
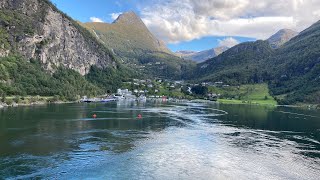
[0,1,320,179]
[0,0,319,107]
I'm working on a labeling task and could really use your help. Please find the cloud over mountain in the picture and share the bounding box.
[218,37,239,48]
[90,17,104,22]
[110,12,122,20]
[140,0,320,43]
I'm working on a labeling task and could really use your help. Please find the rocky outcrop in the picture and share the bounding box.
[0,0,116,75]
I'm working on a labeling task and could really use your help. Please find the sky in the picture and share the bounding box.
[51,0,320,52]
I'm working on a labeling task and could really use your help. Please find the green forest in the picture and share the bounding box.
[0,56,128,101]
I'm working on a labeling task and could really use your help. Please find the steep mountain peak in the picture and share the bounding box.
[267,29,298,48]
[113,11,144,26]
[82,11,172,57]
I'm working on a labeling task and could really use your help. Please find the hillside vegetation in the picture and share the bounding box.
[266,21,320,104]
[193,21,320,105]
[0,55,133,100]
[0,0,133,100]
[194,40,274,84]
[0,56,100,100]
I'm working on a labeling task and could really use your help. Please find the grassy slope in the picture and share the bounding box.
[209,84,277,106]
[82,22,171,56]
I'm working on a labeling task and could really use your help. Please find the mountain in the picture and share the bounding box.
[193,24,320,104]
[176,46,228,63]
[0,0,128,98]
[193,41,273,83]
[267,29,298,48]
[82,12,171,57]
[176,50,197,56]
[82,11,195,79]
[266,21,320,104]
[0,0,119,76]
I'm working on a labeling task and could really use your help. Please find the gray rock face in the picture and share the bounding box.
[267,29,298,49]
[1,0,116,75]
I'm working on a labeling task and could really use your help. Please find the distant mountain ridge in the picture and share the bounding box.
[192,23,320,104]
[267,29,298,48]
[176,46,229,63]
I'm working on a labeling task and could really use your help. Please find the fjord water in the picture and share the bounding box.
[0,102,319,179]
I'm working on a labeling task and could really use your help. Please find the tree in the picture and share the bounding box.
[191,85,208,96]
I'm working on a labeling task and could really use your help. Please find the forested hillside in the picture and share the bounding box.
[193,21,320,105]
[0,0,131,99]
[266,21,320,104]
[193,40,273,84]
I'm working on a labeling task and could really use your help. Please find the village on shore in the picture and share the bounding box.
[80,78,228,103]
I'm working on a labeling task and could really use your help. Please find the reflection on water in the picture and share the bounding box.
[0,101,319,179]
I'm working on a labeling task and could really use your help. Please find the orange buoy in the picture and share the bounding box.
[92,114,97,118]
[138,114,142,119]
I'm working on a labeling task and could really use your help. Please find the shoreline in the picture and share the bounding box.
[0,97,318,111]
[0,100,76,109]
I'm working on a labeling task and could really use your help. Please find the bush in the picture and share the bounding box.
[5,99,13,105]
[52,95,60,102]
[13,96,20,103]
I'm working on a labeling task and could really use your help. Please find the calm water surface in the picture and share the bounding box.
[0,101,319,179]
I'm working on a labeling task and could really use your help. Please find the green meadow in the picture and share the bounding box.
[209,83,277,106]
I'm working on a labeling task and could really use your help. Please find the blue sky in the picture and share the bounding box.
[51,0,139,23]
[168,36,255,52]
[50,0,320,52]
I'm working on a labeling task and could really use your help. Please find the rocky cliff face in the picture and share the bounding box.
[0,0,116,75]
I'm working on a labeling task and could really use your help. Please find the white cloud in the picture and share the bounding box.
[139,0,320,43]
[90,17,104,23]
[218,37,239,48]
[110,12,122,20]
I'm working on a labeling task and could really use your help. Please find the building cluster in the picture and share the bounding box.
[121,78,230,99]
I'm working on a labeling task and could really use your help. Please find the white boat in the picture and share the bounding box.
[81,98,99,103]
[100,98,116,102]
[113,94,125,100]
